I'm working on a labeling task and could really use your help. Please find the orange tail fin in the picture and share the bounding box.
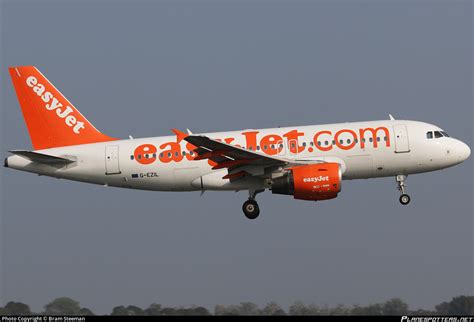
[9,66,117,150]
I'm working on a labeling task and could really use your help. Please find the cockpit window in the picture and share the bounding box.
[441,131,450,137]
[434,131,443,138]
[426,131,433,139]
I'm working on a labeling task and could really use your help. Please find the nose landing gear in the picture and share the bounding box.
[242,189,264,219]
[396,175,411,205]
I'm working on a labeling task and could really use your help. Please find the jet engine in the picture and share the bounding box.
[271,162,342,201]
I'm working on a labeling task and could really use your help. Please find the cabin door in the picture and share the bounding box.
[105,145,121,174]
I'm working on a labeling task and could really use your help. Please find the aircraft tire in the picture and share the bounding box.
[399,194,411,205]
[243,200,260,219]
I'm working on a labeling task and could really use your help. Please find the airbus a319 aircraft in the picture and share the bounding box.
[5,66,471,219]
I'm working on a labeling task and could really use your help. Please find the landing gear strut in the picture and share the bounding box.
[396,175,411,205]
[242,189,264,219]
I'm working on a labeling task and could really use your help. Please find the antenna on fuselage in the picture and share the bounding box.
[389,114,395,120]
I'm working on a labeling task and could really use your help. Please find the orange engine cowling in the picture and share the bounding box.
[271,163,342,201]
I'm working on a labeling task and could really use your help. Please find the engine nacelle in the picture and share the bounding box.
[271,163,342,201]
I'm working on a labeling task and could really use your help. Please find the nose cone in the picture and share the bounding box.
[454,140,471,163]
[460,141,471,161]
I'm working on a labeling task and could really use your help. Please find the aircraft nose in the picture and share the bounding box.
[461,141,471,161]
[454,140,471,162]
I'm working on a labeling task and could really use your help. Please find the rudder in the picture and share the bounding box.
[9,66,116,150]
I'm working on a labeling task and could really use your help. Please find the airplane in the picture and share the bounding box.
[4,66,471,219]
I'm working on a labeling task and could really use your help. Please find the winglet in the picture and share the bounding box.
[171,128,189,143]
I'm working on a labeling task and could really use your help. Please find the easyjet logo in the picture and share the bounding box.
[26,76,85,134]
[303,176,329,183]
[132,126,392,166]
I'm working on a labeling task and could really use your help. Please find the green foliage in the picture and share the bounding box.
[214,301,285,316]
[44,297,81,315]
[329,304,352,315]
[382,298,409,315]
[43,297,92,316]
[288,301,314,315]
[111,305,144,316]
[214,304,240,316]
[143,303,162,315]
[3,301,32,315]
[1,295,472,316]
[77,307,94,316]
[109,303,210,316]
[261,302,286,316]
[190,306,211,316]
[435,296,474,315]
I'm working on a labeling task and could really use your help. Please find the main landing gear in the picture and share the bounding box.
[396,175,411,205]
[242,189,264,219]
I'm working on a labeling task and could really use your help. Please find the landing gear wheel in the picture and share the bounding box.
[399,194,411,205]
[243,200,260,219]
[396,175,411,206]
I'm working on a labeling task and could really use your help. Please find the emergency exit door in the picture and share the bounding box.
[393,124,410,153]
[105,145,121,174]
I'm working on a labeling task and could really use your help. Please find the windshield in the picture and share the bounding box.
[427,130,450,139]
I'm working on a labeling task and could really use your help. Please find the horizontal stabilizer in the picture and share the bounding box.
[9,150,74,164]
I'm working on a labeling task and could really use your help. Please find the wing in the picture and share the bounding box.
[9,150,75,164]
[177,129,341,181]
[184,135,290,180]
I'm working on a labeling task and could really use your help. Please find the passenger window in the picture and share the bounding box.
[384,136,387,141]
[302,142,306,147]
[426,132,433,139]
[346,139,351,144]
[434,131,443,138]
[369,137,373,143]
[182,151,186,156]
[168,152,171,157]
[317,141,321,146]
[138,155,142,159]
[325,140,329,146]
[130,155,134,160]
[310,142,314,147]
[339,139,343,144]
[264,145,268,150]
[332,140,336,145]
[362,138,366,143]
[257,146,260,151]
[160,153,164,157]
[355,139,358,143]
[376,137,380,142]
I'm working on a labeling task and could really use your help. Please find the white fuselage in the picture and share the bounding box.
[5,119,471,193]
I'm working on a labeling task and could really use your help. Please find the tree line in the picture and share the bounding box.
[0,296,473,316]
